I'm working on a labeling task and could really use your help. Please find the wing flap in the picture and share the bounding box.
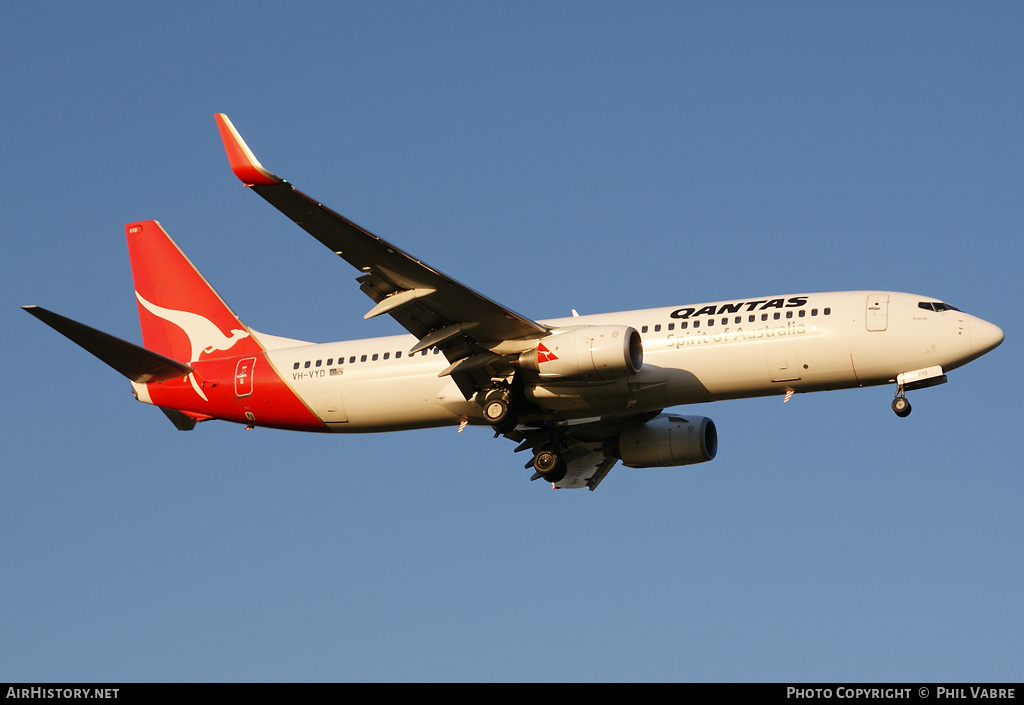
[533,441,618,491]
[559,452,618,491]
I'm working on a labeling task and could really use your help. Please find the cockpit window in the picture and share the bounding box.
[919,301,962,312]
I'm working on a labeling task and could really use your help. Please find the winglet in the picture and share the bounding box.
[214,113,284,186]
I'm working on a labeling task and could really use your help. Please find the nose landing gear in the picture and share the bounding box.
[890,366,948,418]
[891,391,912,418]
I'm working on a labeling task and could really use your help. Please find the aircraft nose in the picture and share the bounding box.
[971,317,1004,356]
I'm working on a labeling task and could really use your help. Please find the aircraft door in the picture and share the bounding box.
[235,357,257,397]
[767,348,801,382]
[866,294,889,331]
[315,392,349,423]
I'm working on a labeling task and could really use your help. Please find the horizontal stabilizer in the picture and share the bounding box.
[159,407,198,431]
[23,305,193,383]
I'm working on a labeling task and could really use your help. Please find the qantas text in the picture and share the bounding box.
[670,297,809,320]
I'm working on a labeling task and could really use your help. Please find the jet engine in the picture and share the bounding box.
[609,414,718,468]
[519,325,642,381]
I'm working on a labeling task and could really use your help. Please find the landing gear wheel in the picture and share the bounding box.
[482,398,518,433]
[533,450,567,484]
[483,398,509,423]
[892,396,912,418]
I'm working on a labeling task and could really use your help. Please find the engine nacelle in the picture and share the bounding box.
[610,414,718,468]
[519,325,642,381]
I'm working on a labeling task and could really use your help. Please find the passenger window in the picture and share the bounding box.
[383,352,390,360]
[811,309,818,316]
[748,315,755,323]
[349,356,356,363]
[293,362,300,370]
[786,311,793,319]
[396,351,402,358]
[799,310,805,317]
[824,308,831,315]
[681,321,688,329]
[642,325,649,333]
[372,353,378,361]
[708,319,714,327]
[315,360,322,367]
[693,320,700,328]
[360,354,367,362]
[761,314,768,321]
[668,323,675,331]
[734,317,741,324]
[654,324,661,332]
[326,358,333,366]
[304,361,311,368]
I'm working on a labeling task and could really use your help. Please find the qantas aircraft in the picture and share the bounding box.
[23,114,1004,490]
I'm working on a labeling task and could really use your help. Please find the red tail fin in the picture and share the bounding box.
[126,221,263,363]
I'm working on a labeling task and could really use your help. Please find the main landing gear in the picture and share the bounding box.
[481,376,533,435]
[482,396,518,434]
[479,380,566,484]
[532,449,567,484]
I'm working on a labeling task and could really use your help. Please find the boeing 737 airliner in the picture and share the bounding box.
[23,115,1005,490]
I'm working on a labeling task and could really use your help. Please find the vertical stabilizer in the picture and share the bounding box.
[126,221,264,363]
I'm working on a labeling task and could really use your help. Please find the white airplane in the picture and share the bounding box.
[23,115,1005,490]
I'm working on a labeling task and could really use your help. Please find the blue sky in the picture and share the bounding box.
[2,2,1020,682]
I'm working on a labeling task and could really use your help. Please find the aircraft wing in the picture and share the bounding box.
[215,114,549,399]
[506,412,662,490]
[552,443,619,490]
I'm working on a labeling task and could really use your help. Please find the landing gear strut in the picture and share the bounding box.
[889,367,949,417]
[891,389,912,418]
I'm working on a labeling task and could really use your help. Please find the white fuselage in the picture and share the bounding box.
[260,291,1001,431]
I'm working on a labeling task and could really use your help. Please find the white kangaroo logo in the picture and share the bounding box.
[136,292,250,401]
